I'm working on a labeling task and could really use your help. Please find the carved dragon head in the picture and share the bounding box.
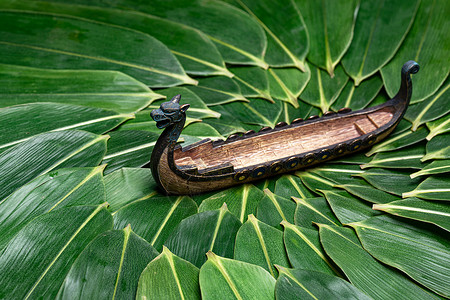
[150,94,190,129]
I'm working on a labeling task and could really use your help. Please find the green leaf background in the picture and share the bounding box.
[0,0,448,299]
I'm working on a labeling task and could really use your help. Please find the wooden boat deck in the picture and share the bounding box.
[174,106,394,172]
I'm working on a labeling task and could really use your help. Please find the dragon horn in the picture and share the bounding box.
[171,94,181,103]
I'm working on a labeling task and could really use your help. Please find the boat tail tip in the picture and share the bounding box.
[393,60,420,105]
[402,60,420,75]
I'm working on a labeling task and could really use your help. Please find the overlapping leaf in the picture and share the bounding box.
[318,224,437,300]
[295,0,358,76]
[199,184,265,223]
[0,64,163,113]
[0,103,131,151]
[381,0,450,103]
[321,189,381,224]
[0,166,105,250]
[0,130,107,201]
[403,176,450,200]
[341,0,420,85]
[104,168,157,213]
[350,216,450,297]
[58,226,158,299]
[91,0,269,68]
[199,252,276,300]
[373,198,450,231]
[426,116,450,140]
[361,144,426,169]
[300,64,348,112]
[404,80,450,130]
[234,0,308,70]
[410,159,450,178]
[257,189,296,229]
[331,75,383,111]
[0,10,195,87]
[113,195,198,251]
[137,247,201,300]
[102,130,159,174]
[422,134,450,161]
[282,221,337,275]
[234,215,290,277]
[165,205,241,267]
[275,267,371,300]
[0,204,113,299]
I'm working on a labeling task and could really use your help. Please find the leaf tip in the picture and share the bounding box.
[206,251,217,261]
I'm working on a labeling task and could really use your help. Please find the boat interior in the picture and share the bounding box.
[173,106,395,174]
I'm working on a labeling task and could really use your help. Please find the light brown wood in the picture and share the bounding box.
[174,107,394,172]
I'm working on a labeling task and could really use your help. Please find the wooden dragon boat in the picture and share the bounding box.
[150,61,419,195]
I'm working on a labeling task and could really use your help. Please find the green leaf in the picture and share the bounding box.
[0,64,163,113]
[0,10,195,87]
[274,175,315,199]
[341,0,420,85]
[128,0,269,68]
[361,143,426,169]
[229,66,272,101]
[199,252,276,300]
[202,105,250,136]
[275,267,371,300]
[235,0,308,70]
[0,0,231,77]
[0,103,131,151]
[234,215,290,277]
[0,130,107,201]
[422,133,450,161]
[381,0,450,103]
[318,224,436,300]
[354,168,422,196]
[294,0,358,76]
[282,221,337,275]
[104,168,157,213]
[186,76,247,106]
[113,195,198,252]
[300,64,349,113]
[402,175,450,200]
[365,126,429,157]
[294,196,341,229]
[331,75,383,111]
[410,159,450,178]
[335,183,401,204]
[198,184,265,223]
[257,189,296,229]
[165,204,241,267]
[426,115,450,140]
[296,171,337,193]
[321,190,382,224]
[151,87,221,120]
[102,130,159,175]
[404,80,450,130]
[332,152,372,165]
[308,164,365,184]
[209,99,281,128]
[373,198,450,232]
[350,216,450,297]
[181,123,225,143]
[0,166,105,250]
[275,100,322,125]
[268,67,311,108]
[57,226,158,299]
[0,204,113,299]
[137,246,200,300]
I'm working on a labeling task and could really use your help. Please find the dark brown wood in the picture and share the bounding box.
[150,61,419,195]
